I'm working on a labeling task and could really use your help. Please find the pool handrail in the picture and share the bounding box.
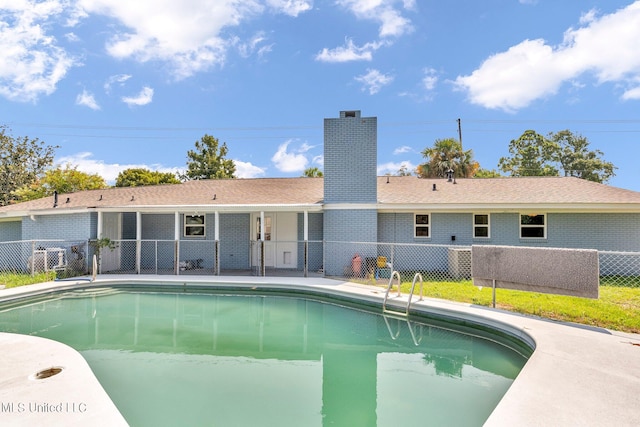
[383,272,424,317]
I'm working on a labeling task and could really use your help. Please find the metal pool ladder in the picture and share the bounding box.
[382,271,424,317]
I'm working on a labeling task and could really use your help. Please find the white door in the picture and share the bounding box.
[253,214,274,268]
[101,213,122,272]
[251,213,298,269]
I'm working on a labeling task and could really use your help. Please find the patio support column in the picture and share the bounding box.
[260,211,265,276]
[97,211,103,238]
[214,211,220,275]
[136,212,142,274]
[174,212,180,275]
[304,210,309,277]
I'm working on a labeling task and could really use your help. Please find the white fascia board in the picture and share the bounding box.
[91,204,324,214]
[376,203,640,213]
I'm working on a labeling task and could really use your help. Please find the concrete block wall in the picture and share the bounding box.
[378,212,640,252]
[324,110,377,204]
[219,213,250,269]
[0,220,21,242]
[324,210,378,276]
[22,213,93,241]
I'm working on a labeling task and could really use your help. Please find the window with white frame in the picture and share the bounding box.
[414,213,430,238]
[473,214,490,238]
[184,215,205,237]
[520,214,545,238]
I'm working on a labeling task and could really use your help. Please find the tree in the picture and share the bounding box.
[0,126,57,206]
[474,168,502,178]
[550,130,616,184]
[416,138,479,179]
[182,134,236,180]
[116,168,180,187]
[498,130,559,177]
[13,164,108,202]
[498,129,616,183]
[396,164,412,176]
[302,167,323,177]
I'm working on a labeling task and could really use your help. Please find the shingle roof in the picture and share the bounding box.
[1,176,640,216]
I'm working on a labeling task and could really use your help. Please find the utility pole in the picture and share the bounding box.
[457,118,463,151]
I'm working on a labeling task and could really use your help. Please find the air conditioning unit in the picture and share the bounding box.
[448,247,472,279]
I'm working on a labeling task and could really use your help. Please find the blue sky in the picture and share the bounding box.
[2,0,640,191]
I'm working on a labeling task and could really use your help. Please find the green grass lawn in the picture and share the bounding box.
[0,272,56,289]
[383,279,640,334]
[2,272,639,334]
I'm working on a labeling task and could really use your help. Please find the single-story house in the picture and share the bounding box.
[1,110,640,277]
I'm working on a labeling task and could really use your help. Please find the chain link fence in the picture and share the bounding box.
[1,239,639,287]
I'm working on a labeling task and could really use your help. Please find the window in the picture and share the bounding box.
[473,214,490,238]
[414,214,430,238]
[520,214,545,238]
[184,215,205,237]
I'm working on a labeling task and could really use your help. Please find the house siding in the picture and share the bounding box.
[380,212,640,251]
[0,220,21,242]
[219,213,250,270]
[22,213,93,241]
[324,110,377,204]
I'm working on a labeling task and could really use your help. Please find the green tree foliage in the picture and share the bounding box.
[302,167,323,177]
[115,168,180,187]
[13,164,108,202]
[498,130,559,177]
[499,130,616,183]
[416,138,479,178]
[550,130,616,183]
[0,126,57,206]
[182,134,236,180]
[474,168,502,178]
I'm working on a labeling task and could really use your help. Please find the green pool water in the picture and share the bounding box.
[0,289,528,426]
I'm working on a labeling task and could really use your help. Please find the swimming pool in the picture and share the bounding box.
[0,285,529,426]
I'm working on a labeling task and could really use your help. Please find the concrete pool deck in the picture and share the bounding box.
[1,275,639,426]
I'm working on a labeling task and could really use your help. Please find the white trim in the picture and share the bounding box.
[184,214,206,238]
[519,213,547,239]
[414,213,431,239]
[473,213,491,239]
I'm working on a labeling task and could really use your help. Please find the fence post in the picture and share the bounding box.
[260,240,265,277]
[214,240,220,275]
[174,240,179,275]
[30,241,35,276]
[304,240,308,278]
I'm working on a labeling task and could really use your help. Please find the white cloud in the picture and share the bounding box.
[354,68,394,94]
[271,139,310,172]
[454,1,640,111]
[56,152,178,184]
[315,39,386,63]
[422,67,438,91]
[266,0,313,17]
[0,0,77,102]
[104,74,132,93]
[336,0,414,38]
[122,86,154,106]
[377,160,415,176]
[393,145,413,155]
[234,32,273,59]
[622,85,640,100]
[73,0,265,79]
[234,160,266,178]
[76,89,100,110]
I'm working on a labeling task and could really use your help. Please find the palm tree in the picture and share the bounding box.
[416,138,479,178]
